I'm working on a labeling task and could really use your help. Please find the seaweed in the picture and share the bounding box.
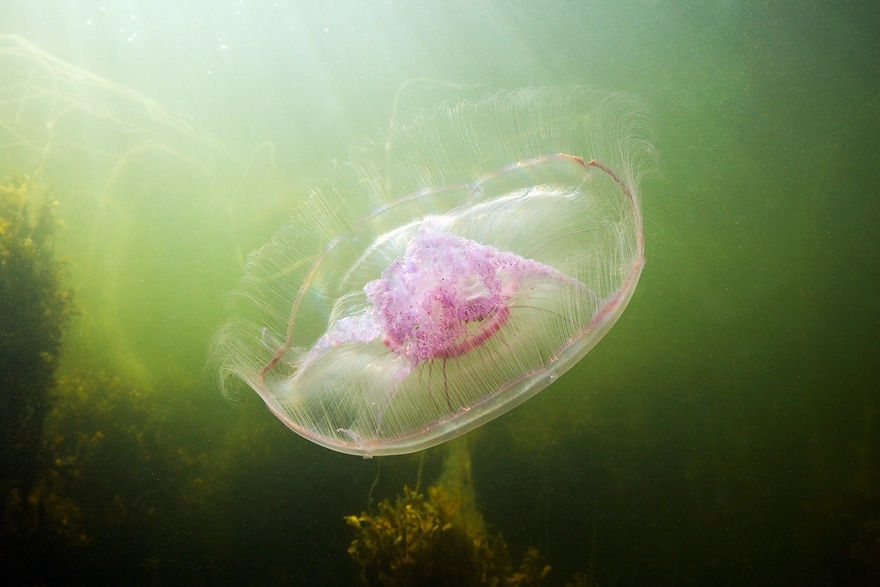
[0,170,75,579]
[346,483,551,587]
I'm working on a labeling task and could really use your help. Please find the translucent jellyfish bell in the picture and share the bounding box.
[212,88,651,457]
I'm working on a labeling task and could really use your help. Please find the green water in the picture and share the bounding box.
[1,1,878,585]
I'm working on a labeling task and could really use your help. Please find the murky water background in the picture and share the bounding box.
[1,1,878,585]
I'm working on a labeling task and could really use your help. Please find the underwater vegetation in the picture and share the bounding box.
[0,172,73,472]
[2,363,245,584]
[0,171,74,571]
[346,439,600,587]
[346,483,551,587]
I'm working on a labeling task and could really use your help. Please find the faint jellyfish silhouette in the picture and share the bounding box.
[0,34,234,385]
[212,88,652,457]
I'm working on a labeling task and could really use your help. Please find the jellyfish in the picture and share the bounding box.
[212,88,651,457]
